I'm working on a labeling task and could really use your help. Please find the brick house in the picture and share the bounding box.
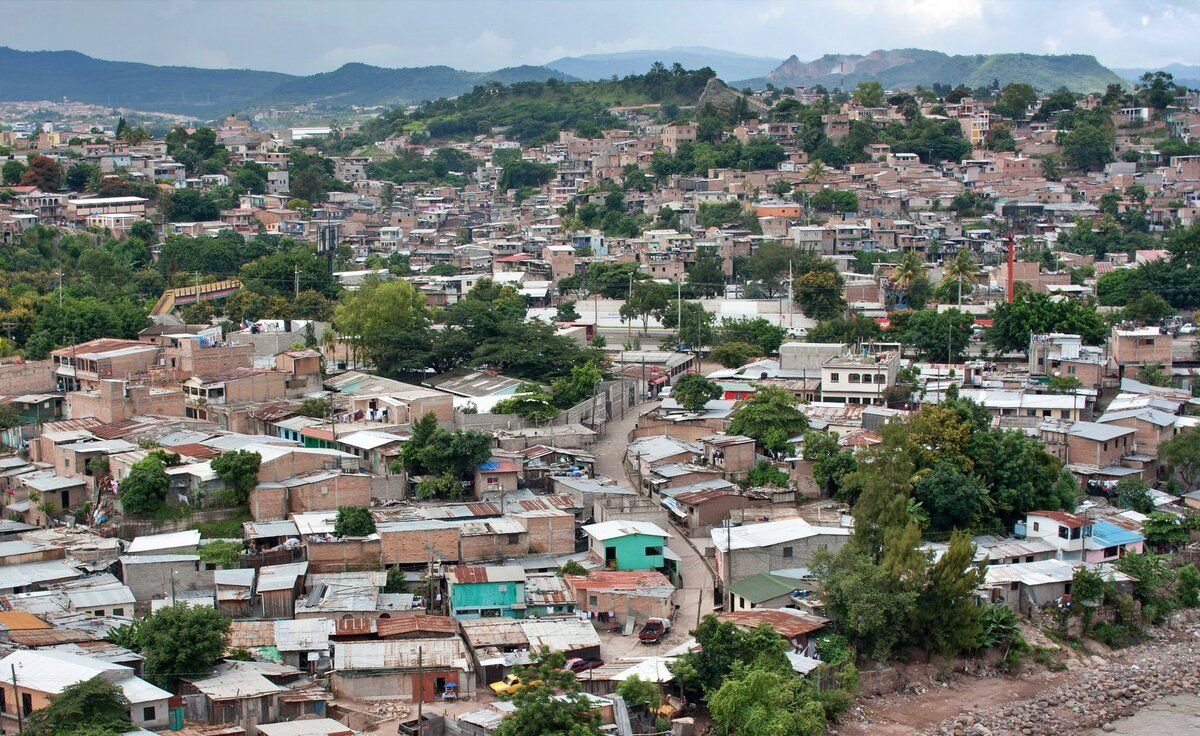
[565,570,676,625]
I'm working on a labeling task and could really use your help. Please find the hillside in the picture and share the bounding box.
[256,62,576,108]
[545,46,782,82]
[754,49,1127,93]
[0,47,575,118]
[1112,63,1200,89]
[0,46,290,117]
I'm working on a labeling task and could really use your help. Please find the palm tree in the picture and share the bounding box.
[942,248,977,307]
[801,160,827,184]
[891,251,923,297]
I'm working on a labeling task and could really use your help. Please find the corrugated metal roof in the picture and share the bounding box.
[519,618,600,652]
[458,618,527,648]
[717,609,828,639]
[332,637,470,671]
[375,613,457,639]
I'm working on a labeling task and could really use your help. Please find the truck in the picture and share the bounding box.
[638,617,671,644]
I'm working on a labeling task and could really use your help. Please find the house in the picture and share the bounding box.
[257,562,309,619]
[330,637,474,702]
[1109,325,1172,378]
[668,487,756,531]
[981,558,1133,613]
[257,718,354,736]
[717,608,828,649]
[523,574,576,617]
[1097,407,1182,478]
[0,649,171,730]
[726,571,813,611]
[711,518,850,584]
[474,458,520,497]
[565,570,676,625]
[581,521,672,571]
[1064,421,1138,469]
[1084,520,1145,563]
[820,350,899,406]
[118,554,211,604]
[698,434,757,479]
[181,661,289,730]
[1019,511,1093,561]
[446,566,526,619]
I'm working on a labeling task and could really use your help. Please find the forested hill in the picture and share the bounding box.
[753,49,1127,93]
[327,66,719,152]
[0,47,290,117]
[0,47,575,118]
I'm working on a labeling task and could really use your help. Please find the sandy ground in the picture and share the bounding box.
[834,669,1072,736]
[1081,693,1200,735]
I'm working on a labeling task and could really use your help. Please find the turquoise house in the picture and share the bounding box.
[446,565,527,619]
[582,521,672,571]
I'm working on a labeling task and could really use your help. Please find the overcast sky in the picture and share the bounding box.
[3,0,1196,75]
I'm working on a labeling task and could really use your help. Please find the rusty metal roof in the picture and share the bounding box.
[375,613,458,639]
[673,487,738,505]
[717,609,828,639]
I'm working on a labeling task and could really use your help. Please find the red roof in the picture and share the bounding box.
[717,609,827,639]
[450,566,490,584]
[1029,510,1089,528]
[376,614,458,638]
[566,570,673,592]
[674,488,738,505]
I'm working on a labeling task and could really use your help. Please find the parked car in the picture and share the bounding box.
[489,674,543,696]
[638,618,671,643]
[564,657,605,673]
[1179,323,1197,335]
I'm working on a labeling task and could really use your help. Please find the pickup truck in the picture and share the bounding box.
[489,674,543,696]
[638,618,671,644]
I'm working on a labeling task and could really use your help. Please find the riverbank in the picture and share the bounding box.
[1080,694,1200,735]
[919,610,1200,735]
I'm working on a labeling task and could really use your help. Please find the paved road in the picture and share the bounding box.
[590,399,715,645]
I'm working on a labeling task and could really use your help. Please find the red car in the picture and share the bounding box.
[564,657,605,673]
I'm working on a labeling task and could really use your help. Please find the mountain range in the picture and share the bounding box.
[1112,63,1200,90]
[544,46,783,82]
[0,46,574,118]
[752,49,1128,93]
[0,45,1156,119]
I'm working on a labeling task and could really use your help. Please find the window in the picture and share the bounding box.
[1010,582,1019,591]
[848,373,860,383]
[143,706,156,722]
[22,693,32,717]
[782,546,794,558]
[507,533,520,545]
[645,546,662,556]
[829,372,839,383]
[1032,522,1040,532]
[875,374,887,383]
[1103,546,1118,559]
[1058,526,1069,539]
[112,607,125,617]
[1,686,5,712]
[588,595,598,606]
[487,476,498,485]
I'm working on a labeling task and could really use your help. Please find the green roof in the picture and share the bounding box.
[727,572,806,604]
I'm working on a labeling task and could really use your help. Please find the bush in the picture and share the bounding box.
[198,540,242,568]
[1092,622,1132,649]
[334,506,376,537]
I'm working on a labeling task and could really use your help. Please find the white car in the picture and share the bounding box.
[1179,323,1197,335]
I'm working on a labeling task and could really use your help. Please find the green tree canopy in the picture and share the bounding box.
[118,454,169,515]
[138,604,231,686]
[334,506,377,537]
[672,373,723,411]
[211,450,261,506]
[24,677,131,736]
[728,385,808,455]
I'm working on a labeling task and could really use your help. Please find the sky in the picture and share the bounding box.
[3,0,1197,75]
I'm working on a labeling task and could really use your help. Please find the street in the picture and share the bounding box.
[590,397,716,653]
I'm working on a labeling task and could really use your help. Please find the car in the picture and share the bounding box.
[564,657,605,673]
[638,618,671,644]
[1179,323,1197,335]
[489,674,543,696]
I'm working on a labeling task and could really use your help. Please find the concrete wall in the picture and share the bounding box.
[0,359,55,394]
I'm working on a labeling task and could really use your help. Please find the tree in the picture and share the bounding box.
[160,188,220,222]
[615,675,661,712]
[1062,123,1114,172]
[619,281,669,332]
[211,450,261,506]
[118,454,169,515]
[1138,362,1172,387]
[993,83,1037,120]
[812,546,919,660]
[24,677,131,736]
[0,403,20,430]
[1040,153,1063,181]
[335,506,376,537]
[673,373,723,411]
[138,604,231,686]
[988,290,1107,354]
[493,651,601,736]
[1143,512,1189,551]
[941,248,977,307]
[917,532,984,656]
[710,341,757,369]
[687,247,726,297]
[419,429,493,479]
[728,385,808,455]
[887,251,930,310]
[64,162,99,191]
[669,616,793,698]
[852,81,885,107]
[334,277,430,371]
[746,460,790,488]
[2,159,25,185]
[900,309,973,363]
[709,665,826,736]
[555,300,581,322]
[19,155,64,191]
[794,269,847,319]
[660,299,715,348]
[913,461,989,532]
[1160,427,1200,490]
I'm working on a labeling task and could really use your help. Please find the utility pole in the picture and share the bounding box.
[416,645,424,733]
[676,279,682,350]
[58,270,63,307]
[626,271,633,343]
[12,663,22,732]
[294,264,301,299]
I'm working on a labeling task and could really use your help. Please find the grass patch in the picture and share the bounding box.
[190,509,251,538]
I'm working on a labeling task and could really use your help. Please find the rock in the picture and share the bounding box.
[1101,724,1116,732]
